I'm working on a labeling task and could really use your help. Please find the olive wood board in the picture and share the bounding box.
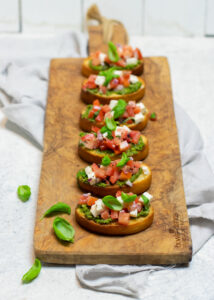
[34,56,192,265]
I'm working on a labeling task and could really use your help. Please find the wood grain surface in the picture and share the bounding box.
[34,56,192,264]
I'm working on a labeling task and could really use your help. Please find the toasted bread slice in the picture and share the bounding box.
[75,205,154,235]
[79,108,149,132]
[78,134,149,164]
[81,57,144,77]
[77,162,152,197]
[81,77,145,105]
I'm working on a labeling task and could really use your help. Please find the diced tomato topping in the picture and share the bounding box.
[109,78,119,90]
[104,139,116,151]
[129,131,141,144]
[87,196,97,207]
[122,45,134,58]
[81,133,95,142]
[134,106,141,114]
[119,171,132,181]
[92,57,100,66]
[133,161,141,168]
[78,194,90,204]
[122,111,129,118]
[93,99,100,106]
[126,105,135,117]
[101,209,110,219]
[106,166,114,176]
[111,210,119,220]
[91,126,100,133]
[110,168,120,184]
[115,59,126,67]
[127,160,134,167]
[95,110,104,122]
[116,190,122,197]
[100,86,107,94]
[118,211,130,225]
[134,48,143,60]
[85,81,97,89]
[91,163,106,179]
[101,105,111,113]
[105,56,112,64]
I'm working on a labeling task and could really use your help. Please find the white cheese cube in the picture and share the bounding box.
[130,209,138,218]
[85,166,97,185]
[143,192,153,200]
[109,100,118,110]
[126,180,133,187]
[142,165,149,175]
[117,196,124,204]
[134,112,144,124]
[90,199,105,217]
[95,76,105,86]
[99,53,107,64]
[126,57,138,65]
[102,132,108,138]
[115,125,131,137]
[114,70,123,76]
[119,141,129,151]
[136,102,146,113]
[129,75,139,84]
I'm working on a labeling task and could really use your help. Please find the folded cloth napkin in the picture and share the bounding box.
[0,31,213,299]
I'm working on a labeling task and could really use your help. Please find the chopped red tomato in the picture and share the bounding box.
[134,48,143,60]
[110,168,120,184]
[93,99,100,106]
[118,211,130,225]
[81,133,95,142]
[105,56,112,64]
[100,86,107,94]
[78,194,89,204]
[95,110,104,122]
[134,106,141,114]
[104,139,116,151]
[106,166,114,177]
[87,196,97,207]
[91,164,106,179]
[115,59,126,67]
[126,105,135,117]
[101,210,110,219]
[111,210,119,220]
[91,126,100,133]
[129,131,141,144]
[119,171,132,181]
[101,105,111,113]
[116,190,122,197]
[109,78,119,89]
[127,160,134,167]
[122,45,134,58]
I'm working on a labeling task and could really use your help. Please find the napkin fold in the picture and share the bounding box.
[0,31,213,299]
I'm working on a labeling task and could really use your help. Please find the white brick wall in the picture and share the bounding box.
[0,0,214,36]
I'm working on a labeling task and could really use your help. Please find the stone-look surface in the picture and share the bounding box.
[34,56,191,265]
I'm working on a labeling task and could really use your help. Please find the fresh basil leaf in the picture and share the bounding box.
[53,217,75,243]
[113,99,127,119]
[121,192,137,203]
[141,195,150,210]
[105,117,117,131]
[99,67,119,86]
[101,156,111,166]
[22,258,41,284]
[41,202,71,219]
[108,41,119,62]
[117,152,130,167]
[100,126,113,139]
[102,195,123,211]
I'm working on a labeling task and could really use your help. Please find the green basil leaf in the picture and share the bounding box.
[141,195,150,210]
[17,185,31,202]
[100,126,113,139]
[108,41,119,62]
[102,195,123,211]
[113,99,127,119]
[116,152,130,167]
[101,156,111,166]
[53,217,75,243]
[105,117,117,131]
[121,192,137,203]
[41,202,71,219]
[99,67,119,86]
[22,258,41,284]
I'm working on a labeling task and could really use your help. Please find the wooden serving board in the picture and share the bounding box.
[34,56,192,265]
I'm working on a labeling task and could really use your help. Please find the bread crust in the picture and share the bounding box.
[77,162,152,197]
[78,134,149,164]
[81,77,145,105]
[75,205,154,235]
[81,57,144,77]
[79,108,149,132]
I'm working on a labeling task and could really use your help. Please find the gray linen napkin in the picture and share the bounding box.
[0,31,213,299]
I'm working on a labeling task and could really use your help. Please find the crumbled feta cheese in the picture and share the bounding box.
[85,166,97,185]
[109,100,118,110]
[117,196,123,204]
[95,76,105,86]
[136,102,146,113]
[129,75,139,84]
[126,57,138,65]
[102,132,108,138]
[143,192,153,200]
[90,199,105,217]
[115,126,130,137]
[119,140,129,151]
[99,53,106,65]
[114,70,123,76]
[134,112,144,124]
[142,165,149,175]
[126,180,133,187]
[130,209,138,217]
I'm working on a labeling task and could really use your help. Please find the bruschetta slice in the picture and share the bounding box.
[75,191,154,235]
[78,122,149,164]
[81,68,145,104]
[77,157,152,197]
[80,99,149,132]
[82,42,144,77]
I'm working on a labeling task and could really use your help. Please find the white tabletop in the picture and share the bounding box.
[0,35,214,300]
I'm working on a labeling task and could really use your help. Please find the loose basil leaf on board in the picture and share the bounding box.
[53,217,75,243]
[101,156,111,166]
[22,258,41,284]
[113,99,127,119]
[41,202,71,219]
[17,185,31,202]
[105,118,117,131]
[121,192,137,203]
[108,41,119,62]
[117,152,130,167]
[102,195,123,211]
[141,195,150,210]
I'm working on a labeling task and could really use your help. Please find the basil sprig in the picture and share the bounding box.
[141,195,150,210]
[53,217,75,243]
[117,152,130,167]
[105,117,117,131]
[41,202,71,219]
[102,195,123,211]
[99,67,119,86]
[22,258,41,284]
[17,185,31,202]
[101,156,111,166]
[100,126,113,139]
[108,41,119,62]
[113,99,127,119]
[121,192,137,203]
